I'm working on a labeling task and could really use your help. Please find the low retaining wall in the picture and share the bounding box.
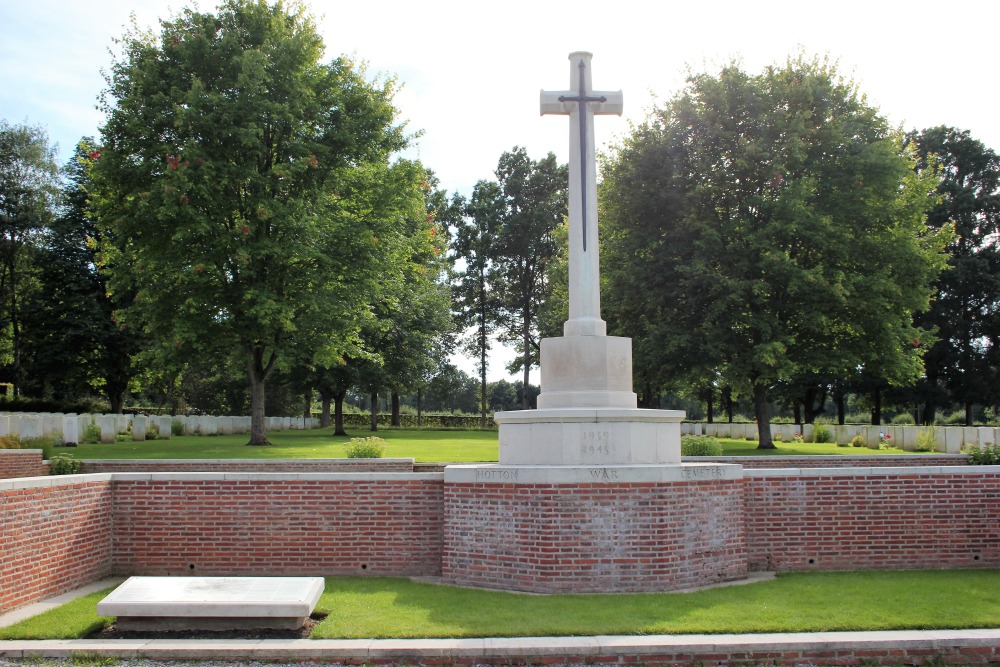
[745,467,1000,571]
[112,473,444,577]
[3,466,999,615]
[442,465,747,594]
[0,475,114,613]
[0,449,47,479]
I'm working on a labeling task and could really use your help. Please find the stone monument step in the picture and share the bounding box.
[96,576,325,631]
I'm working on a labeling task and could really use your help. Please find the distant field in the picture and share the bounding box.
[58,427,925,461]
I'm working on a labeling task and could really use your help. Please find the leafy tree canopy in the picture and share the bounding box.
[600,55,951,447]
[92,0,414,443]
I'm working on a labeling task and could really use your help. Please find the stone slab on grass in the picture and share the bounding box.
[96,576,324,631]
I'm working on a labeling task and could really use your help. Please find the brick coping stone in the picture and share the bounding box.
[1,629,999,662]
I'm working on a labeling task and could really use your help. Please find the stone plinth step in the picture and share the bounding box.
[96,576,324,631]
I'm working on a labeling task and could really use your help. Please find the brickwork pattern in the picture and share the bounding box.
[0,449,47,479]
[0,479,113,613]
[745,471,1000,571]
[112,478,444,576]
[443,480,747,593]
[80,458,414,474]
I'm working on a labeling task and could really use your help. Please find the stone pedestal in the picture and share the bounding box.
[497,408,684,465]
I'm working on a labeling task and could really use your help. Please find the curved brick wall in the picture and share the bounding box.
[443,477,747,593]
[80,458,414,474]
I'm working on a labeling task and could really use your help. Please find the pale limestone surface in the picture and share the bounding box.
[444,463,743,484]
[96,577,324,630]
[496,408,684,465]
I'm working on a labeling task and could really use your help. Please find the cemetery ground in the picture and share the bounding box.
[2,570,999,640]
[57,427,927,462]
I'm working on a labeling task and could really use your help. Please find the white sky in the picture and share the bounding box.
[2,0,998,382]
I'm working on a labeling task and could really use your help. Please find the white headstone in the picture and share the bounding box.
[62,414,80,446]
[99,415,117,444]
[159,416,173,439]
[132,415,147,441]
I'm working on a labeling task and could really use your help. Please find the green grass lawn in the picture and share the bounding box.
[64,428,502,463]
[57,428,925,462]
[2,570,998,640]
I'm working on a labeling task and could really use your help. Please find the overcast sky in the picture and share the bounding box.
[2,0,998,381]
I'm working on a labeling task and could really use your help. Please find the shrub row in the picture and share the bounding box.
[338,413,497,430]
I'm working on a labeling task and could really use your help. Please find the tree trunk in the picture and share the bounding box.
[871,387,882,425]
[792,399,802,425]
[754,382,775,449]
[247,360,269,445]
[705,386,714,423]
[391,391,401,427]
[333,390,347,436]
[924,400,937,426]
[479,312,488,429]
[320,396,331,428]
[10,260,20,398]
[108,391,124,415]
[369,391,379,432]
[303,390,312,419]
[522,313,531,410]
[417,389,423,428]
[834,386,846,425]
[722,386,734,423]
[965,402,974,426]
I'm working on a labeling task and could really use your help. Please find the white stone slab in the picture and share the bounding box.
[97,577,324,630]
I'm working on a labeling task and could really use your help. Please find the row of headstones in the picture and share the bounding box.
[0,412,321,445]
[682,422,997,454]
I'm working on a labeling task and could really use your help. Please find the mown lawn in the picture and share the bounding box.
[2,570,998,640]
[57,427,924,462]
[64,427,501,462]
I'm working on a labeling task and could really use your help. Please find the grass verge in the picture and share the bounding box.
[0,589,114,640]
[56,428,928,462]
[3,571,997,640]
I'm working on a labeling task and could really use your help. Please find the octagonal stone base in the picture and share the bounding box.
[496,407,685,465]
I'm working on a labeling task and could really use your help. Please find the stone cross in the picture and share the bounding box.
[541,52,622,337]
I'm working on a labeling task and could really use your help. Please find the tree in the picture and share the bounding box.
[21,139,140,410]
[601,56,950,448]
[0,120,59,396]
[452,186,500,426]
[476,147,567,408]
[93,0,411,444]
[906,127,1000,425]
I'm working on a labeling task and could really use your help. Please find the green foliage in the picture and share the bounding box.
[49,453,81,475]
[891,413,916,425]
[467,148,567,404]
[82,420,101,444]
[93,0,413,445]
[851,434,866,448]
[171,419,184,436]
[906,127,1000,421]
[790,432,805,444]
[915,426,937,452]
[0,435,20,449]
[680,435,723,456]
[812,423,832,443]
[600,54,950,449]
[966,443,1000,465]
[345,436,387,458]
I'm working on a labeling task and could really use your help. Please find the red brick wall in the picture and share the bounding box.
[0,449,47,479]
[112,477,443,576]
[745,469,1000,571]
[443,480,747,593]
[0,478,113,614]
[80,458,414,474]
